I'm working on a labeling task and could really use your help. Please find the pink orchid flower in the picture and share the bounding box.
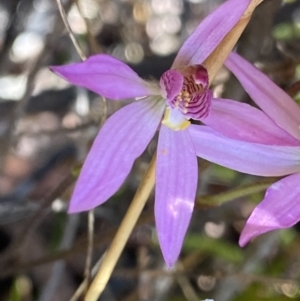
[188,52,300,247]
[51,0,251,266]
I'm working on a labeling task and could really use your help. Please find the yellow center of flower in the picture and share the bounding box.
[162,107,190,131]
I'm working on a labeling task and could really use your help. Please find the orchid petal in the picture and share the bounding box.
[50,55,158,100]
[202,98,300,146]
[156,125,198,267]
[225,52,300,140]
[239,172,300,246]
[172,0,251,68]
[189,125,300,177]
[69,97,165,213]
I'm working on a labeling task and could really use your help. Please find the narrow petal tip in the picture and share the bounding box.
[239,222,273,247]
[160,252,177,269]
[67,196,96,213]
[238,237,248,248]
[239,173,300,247]
[238,228,256,247]
[156,126,197,267]
[49,65,66,79]
[238,206,283,247]
[50,55,158,100]
[173,0,251,67]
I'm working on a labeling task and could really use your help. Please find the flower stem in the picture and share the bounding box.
[84,154,157,301]
[204,0,264,82]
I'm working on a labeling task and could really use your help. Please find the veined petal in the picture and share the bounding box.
[172,0,251,68]
[202,98,300,146]
[50,55,158,100]
[239,172,300,246]
[189,125,300,177]
[225,53,300,140]
[69,97,165,213]
[156,125,198,267]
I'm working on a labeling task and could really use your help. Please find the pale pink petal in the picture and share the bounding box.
[172,0,251,68]
[188,125,300,176]
[50,55,158,100]
[202,98,300,146]
[69,97,165,213]
[225,53,300,140]
[239,172,300,246]
[156,125,198,267]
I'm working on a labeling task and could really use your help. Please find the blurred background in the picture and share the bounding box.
[0,0,300,300]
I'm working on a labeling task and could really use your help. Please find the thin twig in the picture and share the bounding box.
[85,154,157,301]
[56,0,86,60]
[72,265,300,287]
[74,0,102,54]
[0,212,154,279]
[214,232,280,301]
[0,172,76,267]
[70,252,105,301]
[176,262,199,301]
[37,214,80,301]
[84,210,94,290]
[55,0,101,291]
[196,178,276,208]
[16,120,98,138]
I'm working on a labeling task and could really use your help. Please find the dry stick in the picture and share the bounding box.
[84,154,157,301]
[70,253,106,301]
[72,0,108,129]
[176,262,199,301]
[55,0,97,292]
[204,0,264,81]
[84,1,265,300]
[74,0,102,54]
